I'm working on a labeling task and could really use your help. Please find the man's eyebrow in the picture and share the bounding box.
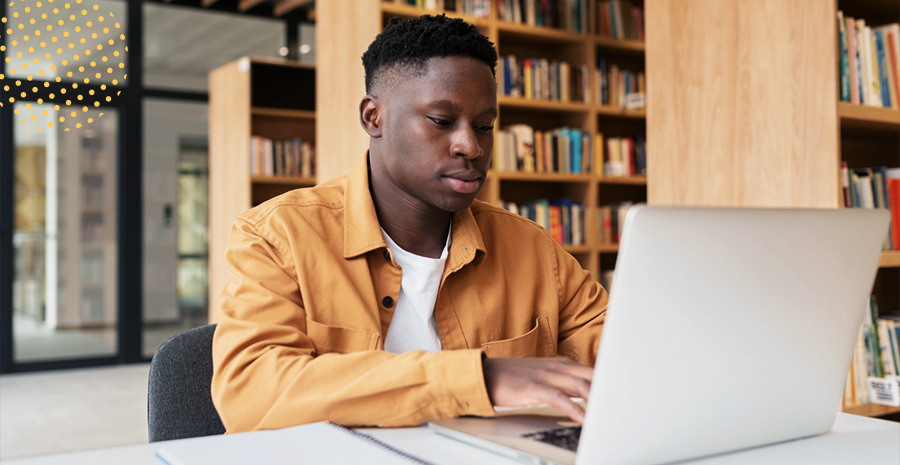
[427,99,498,116]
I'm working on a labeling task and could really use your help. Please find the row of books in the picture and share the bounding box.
[495,125,595,174]
[494,124,646,177]
[597,56,645,109]
[841,164,899,250]
[501,198,585,246]
[837,12,900,109]
[382,0,489,17]
[497,0,589,33]
[500,199,644,247]
[499,55,591,104]
[597,201,634,245]
[249,136,316,177]
[499,54,645,109]
[594,0,644,41]
[844,297,900,407]
[603,135,646,177]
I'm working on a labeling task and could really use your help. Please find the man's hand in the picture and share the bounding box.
[482,357,593,424]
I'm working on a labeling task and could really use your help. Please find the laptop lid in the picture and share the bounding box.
[431,206,889,465]
[577,206,889,465]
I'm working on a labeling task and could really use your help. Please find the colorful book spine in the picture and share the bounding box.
[839,11,850,102]
[501,197,585,246]
[249,136,315,177]
[843,165,897,250]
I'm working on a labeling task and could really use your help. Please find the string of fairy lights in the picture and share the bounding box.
[1,0,127,130]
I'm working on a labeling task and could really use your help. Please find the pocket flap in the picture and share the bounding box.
[306,318,380,355]
[481,315,554,358]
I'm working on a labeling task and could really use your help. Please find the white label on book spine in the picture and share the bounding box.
[624,93,645,110]
[867,377,900,407]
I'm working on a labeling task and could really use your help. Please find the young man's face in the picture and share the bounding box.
[369,56,497,214]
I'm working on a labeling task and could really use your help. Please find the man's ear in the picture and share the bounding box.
[359,95,382,138]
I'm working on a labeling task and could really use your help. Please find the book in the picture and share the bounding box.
[847,17,860,104]
[888,178,900,250]
[877,319,896,377]
[155,421,430,465]
[839,11,849,102]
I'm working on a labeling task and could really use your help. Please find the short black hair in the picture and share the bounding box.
[361,14,498,94]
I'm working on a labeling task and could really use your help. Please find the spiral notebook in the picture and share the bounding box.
[155,421,431,465]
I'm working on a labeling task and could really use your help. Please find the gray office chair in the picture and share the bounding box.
[148,323,226,442]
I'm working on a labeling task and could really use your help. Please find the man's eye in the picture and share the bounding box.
[429,117,451,126]
[475,125,494,133]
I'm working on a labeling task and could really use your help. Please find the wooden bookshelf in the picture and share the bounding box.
[318,0,648,279]
[598,176,647,185]
[881,251,900,268]
[595,36,645,53]
[838,102,900,131]
[208,57,316,324]
[643,0,898,419]
[842,403,900,418]
[498,96,593,113]
[251,108,317,120]
[491,171,593,183]
[250,175,317,185]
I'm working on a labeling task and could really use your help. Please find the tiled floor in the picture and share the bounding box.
[0,364,151,460]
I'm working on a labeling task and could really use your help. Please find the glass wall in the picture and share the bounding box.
[12,102,119,362]
[142,98,208,358]
[3,0,315,370]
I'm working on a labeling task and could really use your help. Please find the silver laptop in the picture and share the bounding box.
[430,206,890,465]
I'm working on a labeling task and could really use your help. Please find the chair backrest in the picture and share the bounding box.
[148,323,226,442]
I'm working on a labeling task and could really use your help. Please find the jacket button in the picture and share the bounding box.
[382,296,394,308]
[383,250,391,262]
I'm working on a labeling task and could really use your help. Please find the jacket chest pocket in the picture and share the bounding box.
[480,315,556,358]
[306,318,380,355]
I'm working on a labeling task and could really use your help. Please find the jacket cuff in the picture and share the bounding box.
[431,349,495,418]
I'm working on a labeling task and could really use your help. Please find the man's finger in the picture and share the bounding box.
[541,387,586,424]
[542,371,592,403]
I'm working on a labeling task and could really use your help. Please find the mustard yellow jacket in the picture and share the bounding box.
[211,155,608,432]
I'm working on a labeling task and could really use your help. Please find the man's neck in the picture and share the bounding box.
[367,169,450,258]
[375,198,451,259]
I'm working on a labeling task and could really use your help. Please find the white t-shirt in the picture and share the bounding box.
[381,229,449,354]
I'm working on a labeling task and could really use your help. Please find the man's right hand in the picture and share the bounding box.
[482,357,593,424]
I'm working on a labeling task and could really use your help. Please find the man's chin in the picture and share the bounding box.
[438,194,479,213]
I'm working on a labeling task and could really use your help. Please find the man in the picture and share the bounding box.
[211,14,608,433]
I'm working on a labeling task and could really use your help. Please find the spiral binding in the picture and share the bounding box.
[327,422,434,465]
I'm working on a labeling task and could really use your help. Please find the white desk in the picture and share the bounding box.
[6,413,898,465]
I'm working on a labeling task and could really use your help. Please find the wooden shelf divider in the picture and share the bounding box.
[838,102,900,129]
[842,403,900,418]
[880,251,900,268]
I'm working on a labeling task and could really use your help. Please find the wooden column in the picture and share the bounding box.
[315,0,382,182]
[645,0,839,207]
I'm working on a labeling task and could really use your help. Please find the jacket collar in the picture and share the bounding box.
[342,153,486,263]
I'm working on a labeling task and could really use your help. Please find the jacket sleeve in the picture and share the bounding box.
[210,219,495,433]
[553,243,608,367]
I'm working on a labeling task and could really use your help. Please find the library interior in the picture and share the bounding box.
[1,0,899,463]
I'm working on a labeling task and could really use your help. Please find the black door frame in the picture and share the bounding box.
[0,0,307,373]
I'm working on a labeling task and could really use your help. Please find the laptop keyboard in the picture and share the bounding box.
[521,426,582,452]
